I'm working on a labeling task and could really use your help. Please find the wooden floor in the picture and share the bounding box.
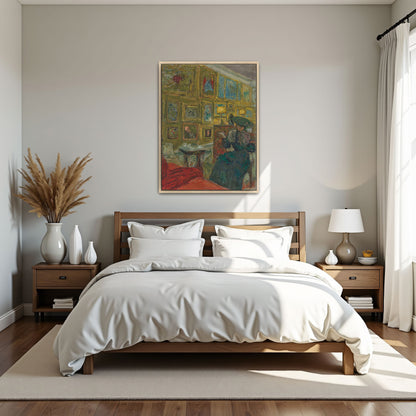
[0,317,415,416]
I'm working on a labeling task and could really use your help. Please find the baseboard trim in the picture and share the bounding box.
[23,303,33,316]
[0,305,24,332]
[413,315,416,332]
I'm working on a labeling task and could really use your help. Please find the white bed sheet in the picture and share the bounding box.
[53,258,372,375]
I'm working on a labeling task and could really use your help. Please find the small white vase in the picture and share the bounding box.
[84,241,97,265]
[69,225,83,265]
[40,223,67,264]
[325,249,338,265]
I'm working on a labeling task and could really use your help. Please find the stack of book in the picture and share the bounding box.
[52,297,74,309]
[345,296,373,310]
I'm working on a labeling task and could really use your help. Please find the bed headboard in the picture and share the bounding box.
[114,212,306,263]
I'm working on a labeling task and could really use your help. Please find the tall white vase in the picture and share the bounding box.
[69,225,83,265]
[40,223,67,264]
[325,249,338,265]
[84,241,97,265]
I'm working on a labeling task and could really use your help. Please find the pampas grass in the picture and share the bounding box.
[17,149,92,223]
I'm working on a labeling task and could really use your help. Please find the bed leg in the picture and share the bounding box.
[82,355,94,375]
[342,345,354,375]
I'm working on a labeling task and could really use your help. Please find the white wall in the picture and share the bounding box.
[392,0,415,26]
[0,0,22,317]
[22,5,390,302]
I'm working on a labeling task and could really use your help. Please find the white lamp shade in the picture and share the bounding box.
[328,209,364,233]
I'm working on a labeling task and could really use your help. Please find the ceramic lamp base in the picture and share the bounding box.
[335,233,356,265]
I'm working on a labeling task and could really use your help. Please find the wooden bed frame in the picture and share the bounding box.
[82,211,354,375]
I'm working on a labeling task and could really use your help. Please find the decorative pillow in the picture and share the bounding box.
[214,225,293,257]
[128,219,204,240]
[128,237,205,259]
[211,236,289,260]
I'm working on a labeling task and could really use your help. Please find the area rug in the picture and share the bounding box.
[0,326,415,400]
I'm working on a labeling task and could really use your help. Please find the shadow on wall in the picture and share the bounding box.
[9,159,22,309]
[311,175,377,264]
[233,163,272,213]
[311,214,334,263]
[95,214,114,268]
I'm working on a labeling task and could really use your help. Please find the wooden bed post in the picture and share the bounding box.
[82,355,94,375]
[342,345,354,375]
[298,211,306,263]
[114,211,122,263]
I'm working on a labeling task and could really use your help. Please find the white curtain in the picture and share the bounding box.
[378,22,415,332]
[377,31,396,262]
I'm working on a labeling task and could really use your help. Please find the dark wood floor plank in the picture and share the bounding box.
[114,401,144,416]
[321,401,359,416]
[247,400,281,416]
[233,400,285,416]
[0,401,41,416]
[141,401,166,416]
[297,401,327,416]
[163,401,186,416]
[272,401,304,416]
[40,400,78,416]
[296,401,359,416]
[210,400,233,416]
[230,401,252,416]
[350,401,402,416]
[72,400,100,416]
[18,401,49,416]
[93,401,119,416]
[186,401,210,416]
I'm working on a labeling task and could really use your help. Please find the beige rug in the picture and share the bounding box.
[0,326,415,400]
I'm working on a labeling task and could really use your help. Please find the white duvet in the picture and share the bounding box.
[53,258,372,376]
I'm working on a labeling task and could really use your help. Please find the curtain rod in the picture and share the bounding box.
[377,7,416,41]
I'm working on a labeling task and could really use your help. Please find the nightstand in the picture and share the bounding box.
[315,263,384,319]
[32,262,101,321]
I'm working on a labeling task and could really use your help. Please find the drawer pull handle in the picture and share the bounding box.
[349,276,357,280]
[59,275,67,280]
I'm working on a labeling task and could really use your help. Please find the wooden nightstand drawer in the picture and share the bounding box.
[32,262,101,321]
[315,262,384,318]
[328,269,380,289]
[36,269,92,288]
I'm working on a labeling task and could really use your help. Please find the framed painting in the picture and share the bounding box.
[204,127,212,138]
[159,61,259,193]
[202,101,213,124]
[166,125,179,140]
[182,123,199,141]
[166,100,179,122]
[183,104,199,121]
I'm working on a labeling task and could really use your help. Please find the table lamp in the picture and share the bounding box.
[328,209,364,264]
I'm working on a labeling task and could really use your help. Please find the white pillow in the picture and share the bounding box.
[211,236,289,260]
[128,237,205,259]
[128,219,204,240]
[215,225,293,257]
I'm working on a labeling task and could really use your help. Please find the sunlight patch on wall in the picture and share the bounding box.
[312,169,373,191]
[233,162,271,212]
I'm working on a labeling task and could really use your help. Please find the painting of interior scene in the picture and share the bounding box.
[159,62,258,193]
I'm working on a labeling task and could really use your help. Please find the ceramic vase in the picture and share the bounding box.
[325,249,338,265]
[40,223,67,264]
[84,241,97,265]
[69,225,83,265]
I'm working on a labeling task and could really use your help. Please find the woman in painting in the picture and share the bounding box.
[210,116,255,190]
